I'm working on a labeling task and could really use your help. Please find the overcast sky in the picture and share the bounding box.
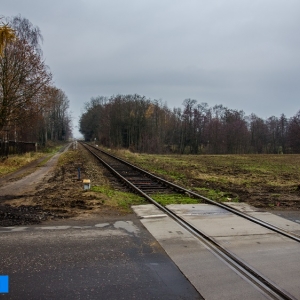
[2,0,300,137]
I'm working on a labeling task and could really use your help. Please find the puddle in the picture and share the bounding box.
[113,221,139,234]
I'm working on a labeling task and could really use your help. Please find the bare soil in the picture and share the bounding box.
[1,145,300,227]
[0,144,126,226]
[113,151,300,212]
[191,177,300,210]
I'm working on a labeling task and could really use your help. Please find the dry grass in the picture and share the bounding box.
[113,152,300,189]
[0,152,45,176]
[110,150,300,208]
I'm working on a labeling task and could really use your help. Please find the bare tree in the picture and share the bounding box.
[0,16,51,133]
[287,110,300,153]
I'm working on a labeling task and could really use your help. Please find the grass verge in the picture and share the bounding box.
[91,185,146,212]
[0,143,68,177]
[108,149,300,208]
[193,187,239,202]
[0,152,46,177]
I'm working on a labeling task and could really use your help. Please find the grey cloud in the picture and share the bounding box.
[2,0,300,137]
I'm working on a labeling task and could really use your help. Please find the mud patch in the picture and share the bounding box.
[0,204,54,227]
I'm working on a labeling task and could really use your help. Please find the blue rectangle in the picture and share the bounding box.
[0,275,9,293]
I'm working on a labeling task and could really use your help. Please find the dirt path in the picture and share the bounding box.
[0,143,125,227]
[0,150,67,196]
[0,144,76,226]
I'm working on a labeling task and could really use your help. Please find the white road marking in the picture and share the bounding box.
[95,223,110,228]
[38,226,71,230]
[0,221,137,233]
[11,227,28,231]
[141,214,167,219]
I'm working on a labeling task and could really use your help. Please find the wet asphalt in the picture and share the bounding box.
[0,215,202,300]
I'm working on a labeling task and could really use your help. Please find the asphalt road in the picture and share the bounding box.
[0,215,202,300]
[267,209,300,224]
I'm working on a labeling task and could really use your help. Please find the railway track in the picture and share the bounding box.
[81,142,299,299]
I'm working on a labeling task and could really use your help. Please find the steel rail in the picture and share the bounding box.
[89,143,300,242]
[82,143,296,300]
[83,143,300,243]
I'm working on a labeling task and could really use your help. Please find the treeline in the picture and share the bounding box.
[80,94,300,154]
[0,15,72,150]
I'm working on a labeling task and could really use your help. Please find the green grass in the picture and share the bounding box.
[41,142,68,154]
[193,187,239,202]
[116,151,188,183]
[37,153,56,167]
[151,193,200,206]
[113,150,300,191]
[91,185,146,210]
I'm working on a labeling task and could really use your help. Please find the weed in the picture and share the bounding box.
[151,193,200,206]
[271,194,281,198]
[193,187,239,202]
[91,185,145,211]
[38,154,56,167]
